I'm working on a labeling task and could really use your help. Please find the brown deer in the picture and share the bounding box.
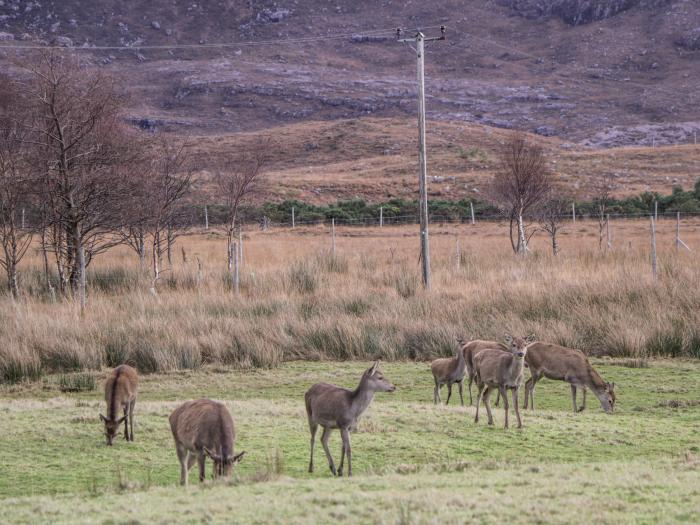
[169,399,245,486]
[100,364,138,446]
[458,338,502,405]
[305,362,395,477]
[430,341,467,405]
[523,342,616,413]
[473,334,535,429]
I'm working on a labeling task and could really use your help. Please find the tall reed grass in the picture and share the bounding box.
[1,220,698,383]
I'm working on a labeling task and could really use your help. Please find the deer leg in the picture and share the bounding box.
[339,428,352,477]
[198,452,206,483]
[494,389,501,407]
[308,422,318,473]
[483,387,494,425]
[513,387,523,428]
[468,374,473,405]
[320,427,336,476]
[523,376,532,410]
[500,386,509,429]
[578,387,587,412]
[123,405,129,441]
[176,445,189,486]
[458,380,464,407]
[338,430,346,477]
[474,383,485,423]
[433,378,441,404]
[570,384,578,414]
[446,383,453,405]
[129,399,135,441]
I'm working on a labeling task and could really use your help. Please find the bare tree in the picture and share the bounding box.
[213,138,271,288]
[0,78,34,298]
[18,51,141,309]
[489,133,552,254]
[143,140,194,290]
[536,198,570,256]
[594,173,614,250]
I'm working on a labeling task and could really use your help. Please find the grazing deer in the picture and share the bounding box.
[523,342,616,413]
[473,334,535,429]
[458,338,502,405]
[430,342,467,405]
[305,362,395,477]
[100,364,138,446]
[169,399,245,486]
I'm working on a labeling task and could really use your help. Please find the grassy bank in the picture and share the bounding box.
[1,220,700,383]
[0,360,698,523]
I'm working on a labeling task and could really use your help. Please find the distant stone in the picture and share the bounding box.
[675,28,700,51]
[269,9,290,22]
[55,36,73,47]
[650,62,659,69]
[68,19,78,27]
[19,33,32,41]
[151,21,161,30]
[0,32,14,41]
[535,126,556,136]
[165,28,173,36]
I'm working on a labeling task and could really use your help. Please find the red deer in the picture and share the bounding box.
[100,364,138,446]
[305,362,395,477]
[523,342,616,413]
[430,342,466,405]
[169,399,245,486]
[458,338,502,405]
[473,334,534,428]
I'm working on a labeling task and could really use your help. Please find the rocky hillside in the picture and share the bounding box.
[0,0,699,148]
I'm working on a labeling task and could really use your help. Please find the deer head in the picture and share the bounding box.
[100,414,126,446]
[363,361,396,393]
[503,333,535,359]
[203,448,246,478]
[599,382,616,414]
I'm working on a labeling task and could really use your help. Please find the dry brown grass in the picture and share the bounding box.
[1,217,699,382]
[190,118,700,204]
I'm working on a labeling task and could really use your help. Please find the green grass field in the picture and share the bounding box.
[0,360,699,524]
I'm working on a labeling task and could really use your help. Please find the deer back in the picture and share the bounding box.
[169,399,235,457]
[526,342,590,380]
[104,365,138,419]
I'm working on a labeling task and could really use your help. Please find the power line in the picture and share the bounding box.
[0,24,447,51]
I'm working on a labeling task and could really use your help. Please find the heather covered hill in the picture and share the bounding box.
[1,0,699,146]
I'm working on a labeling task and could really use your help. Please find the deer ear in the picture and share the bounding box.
[526,334,536,343]
[503,333,513,345]
[99,414,107,423]
[204,447,222,461]
[231,451,245,463]
[370,361,379,375]
[117,416,127,424]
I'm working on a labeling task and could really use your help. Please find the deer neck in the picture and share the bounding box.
[507,355,525,383]
[454,349,466,376]
[351,378,376,418]
[586,366,607,396]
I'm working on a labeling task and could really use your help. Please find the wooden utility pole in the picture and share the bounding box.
[204,205,209,230]
[398,26,445,290]
[470,201,475,225]
[650,216,658,280]
[379,206,383,227]
[572,202,576,224]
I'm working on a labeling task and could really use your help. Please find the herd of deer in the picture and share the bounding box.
[99,334,616,483]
